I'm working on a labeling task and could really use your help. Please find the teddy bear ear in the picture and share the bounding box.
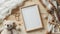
[12,21,15,24]
[3,20,6,23]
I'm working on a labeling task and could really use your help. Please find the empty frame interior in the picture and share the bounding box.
[21,5,43,31]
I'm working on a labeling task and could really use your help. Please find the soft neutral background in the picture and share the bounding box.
[5,0,48,34]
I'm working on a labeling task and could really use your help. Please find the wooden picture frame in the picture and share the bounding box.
[21,4,43,31]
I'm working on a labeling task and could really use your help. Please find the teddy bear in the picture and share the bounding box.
[0,20,21,34]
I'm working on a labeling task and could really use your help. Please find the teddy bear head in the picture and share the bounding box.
[3,20,16,30]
